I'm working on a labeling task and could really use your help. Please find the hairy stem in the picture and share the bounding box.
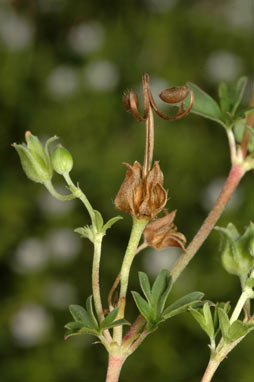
[92,233,112,343]
[63,172,95,223]
[93,234,105,323]
[171,164,245,282]
[113,217,148,344]
[44,180,76,201]
[229,290,249,324]
[105,354,127,382]
[201,358,220,382]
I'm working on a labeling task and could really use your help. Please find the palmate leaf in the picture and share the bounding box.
[86,296,99,330]
[93,210,104,231]
[184,82,225,127]
[138,272,152,303]
[151,270,172,318]
[74,226,94,242]
[101,318,130,331]
[217,308,254,343]
[100,307,119,330]
[218,76,247,117]
[102,216,123,232]
[64,321,99,340]
[132,291,152,323]
[69,305,94,328]
[189,302,215,341]
[162,291,204,319]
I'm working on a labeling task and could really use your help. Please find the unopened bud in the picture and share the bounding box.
[52,145,73,175]
[12,131,55,184]
[159,86,188,104]
[216,222,254,279]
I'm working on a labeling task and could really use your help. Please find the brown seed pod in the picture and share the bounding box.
[123,89,139,111]
[159,86,189,104]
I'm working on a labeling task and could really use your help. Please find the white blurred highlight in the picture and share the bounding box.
[10,304,52,347]
[68,22,104,54]
[47,65,78,99]
[143,247,180,277]
[83,60,119,91]
[46,228,81,262]
[205,51,244,83]
[0,10,34,51]
[45,281,77,309]
[201,177,242,212]
[10,238,49,274]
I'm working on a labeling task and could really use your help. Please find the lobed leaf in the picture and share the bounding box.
[162,291,204,319]
[151,269,172,317]
[132,291,152,322]
[102,216,123,232]
[101,318,130,330]
[93,210,104,231]
[86,296,99,330]
[218,308,231,343]
[184,82,225,127]
[138,272,152,303]
[100,307,119,330]
[69,305,93,328]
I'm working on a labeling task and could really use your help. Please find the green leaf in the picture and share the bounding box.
[69,305,93,328]
[190,309,207,334]
[132,291,152,322]
[228,320,251,342]
[93,210,104,231]
[219,77,247,117]
[138,272,152,303]
[213,302,231,336]
[162,291,204,319]
[100,307,119,330]
[86,296,99,330]
[245,277,254,288]
[74,226,94,242]
[203,302,214,339]
[218,308,231,343]
[101,318,130,330]
[151,270,172,317]
[184,82,225,127]
[233,118,254,152]
[64,321,85,331]
[102,216,123,232]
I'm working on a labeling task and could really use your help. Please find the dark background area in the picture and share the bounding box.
[0,0,254,381]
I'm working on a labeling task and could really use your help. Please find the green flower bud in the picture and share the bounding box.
[215,222,254,281]
[52,145,73,175]
[12,131,57,184]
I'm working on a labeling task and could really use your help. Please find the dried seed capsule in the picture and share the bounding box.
[159,86,188,104]
[123,89,139,111]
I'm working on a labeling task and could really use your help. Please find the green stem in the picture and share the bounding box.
[63,172,95,223]
[170,164,245,283]
[229,290,249,324]
[201,285,252,382]
[44,180,76,201]
[113,217,148,344]
[93,234,112,344]
[119,218,148,302]
[93,233,105,323]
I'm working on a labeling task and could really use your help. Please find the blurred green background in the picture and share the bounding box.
[1,0,254,381]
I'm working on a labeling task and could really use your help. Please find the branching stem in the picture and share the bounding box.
[171,164,245,282]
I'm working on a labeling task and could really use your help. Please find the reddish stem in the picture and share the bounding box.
[105,354,127,382]
[171,164,245,282]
